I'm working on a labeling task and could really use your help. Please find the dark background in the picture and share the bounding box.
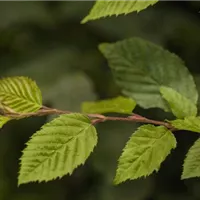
[0,1,200,200]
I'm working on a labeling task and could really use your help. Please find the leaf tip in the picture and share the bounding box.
[17,177,27,187]
[81,17,88,24]
[98,43,109,53]
[113,179,120,186]
[113,175,122,185]
[181,172,192,180]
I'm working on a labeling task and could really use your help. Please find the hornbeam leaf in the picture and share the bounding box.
[18,113,98,185]
[81,0,158,23]
[114,125,176,184]
[82,96,136,114]
[99,37,198,111]
[170,116,200,133]
[160,86,197,118]
[0,76,42,113]
[0,116,10,128]
[182,138,200,179]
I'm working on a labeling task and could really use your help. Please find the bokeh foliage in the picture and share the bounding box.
[0,1,200,200]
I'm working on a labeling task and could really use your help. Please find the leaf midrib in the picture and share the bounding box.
[122,131,168,175]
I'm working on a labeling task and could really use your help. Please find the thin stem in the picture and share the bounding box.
[3,106,175,131]
[103,116,174,130]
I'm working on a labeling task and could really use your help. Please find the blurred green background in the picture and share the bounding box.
[0,1,200,200]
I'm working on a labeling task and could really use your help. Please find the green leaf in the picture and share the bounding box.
[0,116,10,128]
[81,96,136,114]
[160,86,197,119]
[18,113,98,185]
[81,0,158,23]
[182,138,200,179]
[0,76,42,113]
[99,37,198,111]
[114,125,176,184]
[170,116,200,133]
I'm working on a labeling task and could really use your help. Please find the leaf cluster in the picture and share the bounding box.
[0,0,199,187]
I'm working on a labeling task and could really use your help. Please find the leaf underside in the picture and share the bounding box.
[114,125,176,184]
[81,96,136,114]
[99,37,198,111]
[0,76,42,113]
[18,113,98,185]
[82,0,158,23]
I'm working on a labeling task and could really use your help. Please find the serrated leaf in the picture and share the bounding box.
[99,37,198,111]
[170,116,200,133]
[114,125,176,184]
[81,0,158,23]
[0,116,10,128]
[0,76,42,113]
[18,113,98,185]
[182,138,200,179]
[81,96,136,114]
[160,86,197,119]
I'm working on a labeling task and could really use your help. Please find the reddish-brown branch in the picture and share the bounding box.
[4,106,175,131]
